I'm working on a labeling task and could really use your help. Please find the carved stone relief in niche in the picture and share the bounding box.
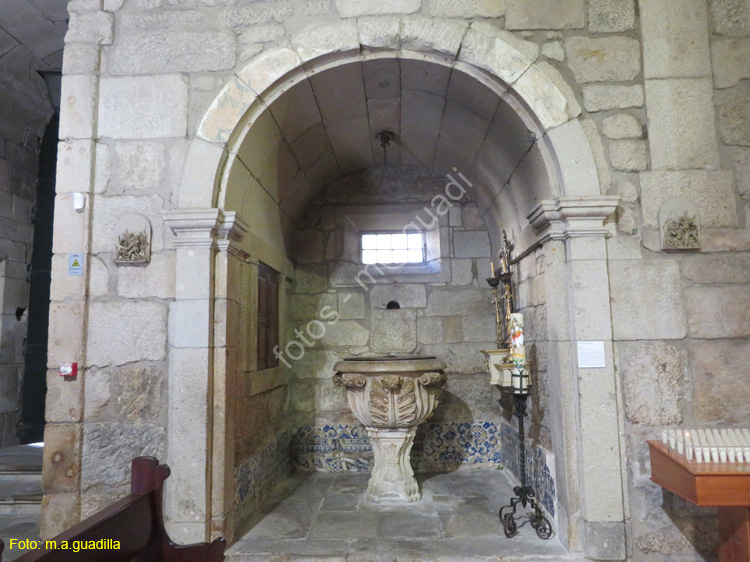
[659,197,700,251]
[114,213,152,264]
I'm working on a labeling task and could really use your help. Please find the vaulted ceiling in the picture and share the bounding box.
[0,0,67,136]
[234,58,546,227]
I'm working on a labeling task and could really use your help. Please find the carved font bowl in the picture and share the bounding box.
[332,354,447,429]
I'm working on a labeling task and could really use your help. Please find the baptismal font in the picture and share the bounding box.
[332,354,446,503]
[484,231,552,540]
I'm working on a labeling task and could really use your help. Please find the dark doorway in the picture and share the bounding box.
[18,113,57,444]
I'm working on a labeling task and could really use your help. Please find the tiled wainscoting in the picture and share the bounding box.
[500,421,556,517]
[290,421,503,472]
[235,431,293,522]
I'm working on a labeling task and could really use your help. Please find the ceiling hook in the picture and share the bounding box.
[375,130,395,166]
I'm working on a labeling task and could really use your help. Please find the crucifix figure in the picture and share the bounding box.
[498,231,514,346]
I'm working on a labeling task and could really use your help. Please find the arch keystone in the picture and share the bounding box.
[358,16,401,49]
[291,19,359,62]
[401,16,468,57]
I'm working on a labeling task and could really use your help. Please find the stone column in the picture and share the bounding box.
[162,209,247,543]
[367,428,419,502]
[529,196,627,560]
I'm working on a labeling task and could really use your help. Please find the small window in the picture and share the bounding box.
[257,262,280,370]
[361,232,425,265]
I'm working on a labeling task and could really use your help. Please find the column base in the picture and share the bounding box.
[366,427,419,503]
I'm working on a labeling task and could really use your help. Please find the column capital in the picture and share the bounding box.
[163,209,222,248]
[217,211,249,257]
[528,196,619,243]
[163,209,249,253]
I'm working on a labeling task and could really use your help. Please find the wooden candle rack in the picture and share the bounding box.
[648,440,750,562]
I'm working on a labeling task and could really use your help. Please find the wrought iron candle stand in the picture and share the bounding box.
[499,380,552,540]
[486,231,552,539]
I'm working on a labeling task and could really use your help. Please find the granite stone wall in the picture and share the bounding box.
[41,0,750,557]
[612,1,750,558]
[285,166,504,472]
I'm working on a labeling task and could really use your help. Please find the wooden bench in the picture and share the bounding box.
[1,457,225,562]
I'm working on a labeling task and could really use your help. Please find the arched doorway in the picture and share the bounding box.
[166,20,624,559]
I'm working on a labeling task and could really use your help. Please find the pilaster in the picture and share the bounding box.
[162,209,248,543]
[530,195,627,559]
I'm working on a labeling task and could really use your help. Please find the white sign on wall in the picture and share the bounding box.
[577,341,606,368]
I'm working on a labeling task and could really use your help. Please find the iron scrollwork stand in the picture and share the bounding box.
[499,392,553,540]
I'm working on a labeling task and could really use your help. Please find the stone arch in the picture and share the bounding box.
[168,17,625,559]
[179,19,604,242]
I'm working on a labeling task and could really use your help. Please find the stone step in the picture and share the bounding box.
[0,444,43,473]
[0,472,42,485]
[0,477,42,503]
[0,445,44,515]
[0,502,41,517]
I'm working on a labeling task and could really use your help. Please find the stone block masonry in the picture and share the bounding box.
[505,0,585,29]
[588,0,635,32]
[109,31,237,75]
[286,169,502,481]
[610,260,687,340]
[335,0,421,18]
[617,342,683,426]
[29,0,750,557]
[644,79,720,170]
[98,75,188,139]
[640,0,712,78]
[564,36,641,83]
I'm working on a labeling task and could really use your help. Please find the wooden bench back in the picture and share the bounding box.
[2,457,225,562]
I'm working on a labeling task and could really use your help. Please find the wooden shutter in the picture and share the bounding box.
[257,262,280,370]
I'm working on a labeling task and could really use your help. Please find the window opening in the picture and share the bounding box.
[361,232,425,265]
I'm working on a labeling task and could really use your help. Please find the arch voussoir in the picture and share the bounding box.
[197,77,257,144]
[458,22,539,84]
[192,16,598,211]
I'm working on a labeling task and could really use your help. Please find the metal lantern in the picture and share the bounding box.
[510,366,531,394]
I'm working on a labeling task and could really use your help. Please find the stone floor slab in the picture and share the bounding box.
[0,480,43,502]
[309,511,381,540]
[227,469,569,562]
[229,538,355,557]
[240,499,321,540]
[319,488,362,511]
[375,511,440,538]
[438,497,505,539]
